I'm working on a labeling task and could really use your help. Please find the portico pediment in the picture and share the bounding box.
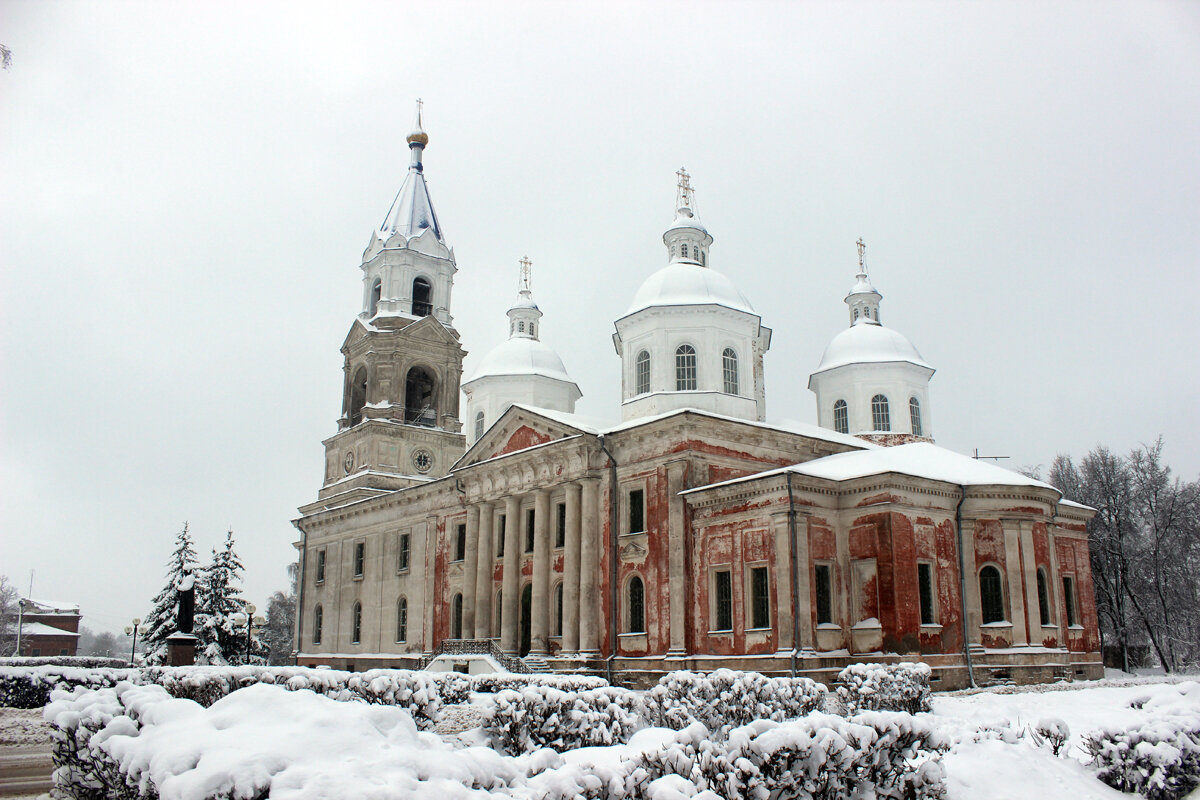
[453,406,589,470]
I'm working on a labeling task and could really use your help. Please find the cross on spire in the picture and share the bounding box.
[856,237,867,270]
[519,256,532,293]
[675,167,694,211]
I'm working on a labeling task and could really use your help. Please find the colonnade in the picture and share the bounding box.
[460,477,602,656]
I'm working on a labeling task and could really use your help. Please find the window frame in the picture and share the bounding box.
[712,568,734,632]
[909,396,923,437]
[917,561,936,625]
[627,574,646,634]
[627,487,646,534]
[315,549,326,584]
[1063,575,1079,627]
[351,601,362,644]
[979,565,1005,624]
[722,348,739,395]
[453,522,467,562]
[748,564,770,630]
[525,507,536,554]
[397,532,411,573]
[396,596,408,643]
[814,562,833,625]
[553,582,564,636]
[1037,567,1052,626]
[675,344,697,391]
[313,604,323,646]
[555,502,566,549]
[833,399,849,435]
[474,411,485,441]
[451,593,463,639]
[871,394,891,432]
[496,515,506,558]
[353,541,365,578]
[635,350,651,396]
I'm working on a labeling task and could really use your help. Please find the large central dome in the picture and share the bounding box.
[625,262,755,317]
[468,336,574,384]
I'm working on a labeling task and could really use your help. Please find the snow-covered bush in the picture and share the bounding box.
[0,656,129,669]
[1084,720,1200,800]
[0,666,136,709]
[486,685,643,754]
[644,669,825,735]
[836,661,932,714]
[470,672,608,694]
[1033,717,1070,756]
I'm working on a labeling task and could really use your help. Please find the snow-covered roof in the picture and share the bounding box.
[464,337,579,388]
[812,319,932,375]
[685,441,1058,496]
[379,166,443,243]
[20,621,79,637]
[625,262,754,316]
[23,598,80,614]
[666,209,709,235]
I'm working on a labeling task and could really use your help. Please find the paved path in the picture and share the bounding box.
[0,745,53,798]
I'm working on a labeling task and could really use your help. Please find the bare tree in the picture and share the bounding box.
[0,575,18,654]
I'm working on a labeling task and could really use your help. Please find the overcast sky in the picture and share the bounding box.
[3,1,1197,635]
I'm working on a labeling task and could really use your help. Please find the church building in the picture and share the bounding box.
[292,106,1102,688]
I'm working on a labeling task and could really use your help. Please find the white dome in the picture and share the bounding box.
[814,321,932,374]
[465,336,576,385]
[626,263,754,316]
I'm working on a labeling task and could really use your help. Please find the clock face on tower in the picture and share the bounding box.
[343,451,355,474]
[412,448,433,474]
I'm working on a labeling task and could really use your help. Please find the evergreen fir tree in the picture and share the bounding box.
[196,530,266,664]
[142,523,198,665]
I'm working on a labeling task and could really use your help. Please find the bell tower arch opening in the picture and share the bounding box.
[349,366,368,426]
[412,277,432,317]
[404,366,438,426]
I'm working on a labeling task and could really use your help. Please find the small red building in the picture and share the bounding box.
[17,598,81,657]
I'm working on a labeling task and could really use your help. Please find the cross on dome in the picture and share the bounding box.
[846,238,882,326]
[507,256,542,339]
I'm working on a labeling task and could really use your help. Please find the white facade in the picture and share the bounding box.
[462,263,581,445]
[614,174,771,423]
[808,258,935,438]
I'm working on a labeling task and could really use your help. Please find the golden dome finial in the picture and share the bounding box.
[406,98,429,147]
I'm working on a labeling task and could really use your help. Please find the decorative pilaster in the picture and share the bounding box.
[666,460,688,656]
[473,502,494,638]
[578,477,601,655]
[1019,521,1041,644]
[562,482,582,653]
[501,496,521,653]
[531,489,552,655]
[1003,520,1028,645]
[462,506,480,637]
[771,510,794,653]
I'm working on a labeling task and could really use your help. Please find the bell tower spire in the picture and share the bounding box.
[846,237,883,325]
[507,256,543,340]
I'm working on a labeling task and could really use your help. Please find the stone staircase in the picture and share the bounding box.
[521,655,553,674]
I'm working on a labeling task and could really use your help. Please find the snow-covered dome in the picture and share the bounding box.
[625,262,754,316]
[813,319,931,375]
[467,336,575,384]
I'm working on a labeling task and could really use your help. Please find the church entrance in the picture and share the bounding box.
[519,584,532,657]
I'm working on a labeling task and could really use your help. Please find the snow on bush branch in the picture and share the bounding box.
[485,685,643,755]
[837,661,932,714]
[644,668,825,736]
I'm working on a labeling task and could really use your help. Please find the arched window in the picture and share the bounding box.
[628,576,645,633]
[518,321,525,332]
[681,244,689,259]
[451,593,463,639]
[833,399,849,434]
[553,583,564,636]
[529,323,536,337]
[871,394,891,431]
[979,566,1004,624]
[349,366,368,426]
[722,348,739,395]
[635,350,651,395]
[351,602,363,644]
[474,411,485,441]
[675,345,697,391]
[396,597,408,642]
[411,277,432,317]
[1036,568,1051,627]
[369,278,382,317]
[909,397,922,437]
[699,250,705,266]
[853,308,859,321]
[313,605,323,646]
[405,366,437,426]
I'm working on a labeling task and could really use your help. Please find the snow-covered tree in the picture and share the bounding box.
[0,574,19,655]
[196,530,265,665]
[142,524,199,665]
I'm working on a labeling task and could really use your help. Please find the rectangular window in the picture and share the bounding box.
[815,563,833,625]
[918,562,935,625]
[497,515,506,557]
[750,566,770,629]
[1063,576,1078,626]
[628,488,645,533]
[555,502,566,549]
[714,569,733,631]
[315,549,326,584]
[398,533,410,572]
[453,523,466,562]
[354,542,365,577]
[525,508,536,553]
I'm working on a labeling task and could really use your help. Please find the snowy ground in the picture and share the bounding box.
[6,674,1199,799]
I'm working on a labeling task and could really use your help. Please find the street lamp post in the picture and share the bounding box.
[123,618,144,667]
[232,604,265,665]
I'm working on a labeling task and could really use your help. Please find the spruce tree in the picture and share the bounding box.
[196,530,265,665]
[142,523,198,665]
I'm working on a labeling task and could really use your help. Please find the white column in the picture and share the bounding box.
[1003,520,1028,645]
[771,510,794,653]
[578,477,601,656]
[563,482,582,654]
[1020,521,1041,644]
[473,502,493,639]
[462,506,479,638]
[666,460,688,655]
[531,489,552,655]
[501,496,521,654]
